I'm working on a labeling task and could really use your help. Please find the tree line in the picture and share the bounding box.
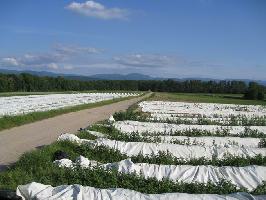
[0,73,265,99]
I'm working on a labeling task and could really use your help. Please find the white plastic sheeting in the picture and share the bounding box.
[108,115,116,123]
[139,101,266,118]
[54,156,95,168]
[0,92,139,117]
[154,135,262,148]
[54,157,266,191]
[114,120,266,136]
[61,129,263,148]
[87,130,106,138]
[149,113,234,124]
[85,129,263,147]
[83,130,262,148]
[17,182,266,200]
[54,155,100,169]
[58,133,87,144]
[95,138,266,159]
[58,134,266,160]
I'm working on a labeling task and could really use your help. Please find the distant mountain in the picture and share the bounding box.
[88,73,158,80]
[0,69,97,81]
[0,68,265,85]
[0,69,157,81]
[0,69,69,77]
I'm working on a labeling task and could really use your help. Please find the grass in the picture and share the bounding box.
[0,94,144,131]
[149,92,266,105]
[0,139,265,194]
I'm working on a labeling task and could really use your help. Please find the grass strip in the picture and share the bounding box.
[148,92,266,105]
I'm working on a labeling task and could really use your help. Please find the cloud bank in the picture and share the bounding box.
[0,44,102,69]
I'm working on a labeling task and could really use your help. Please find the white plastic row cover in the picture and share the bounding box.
[139,101,266,118]
[114,120,266,136]
[0,92,139,117]
[89,129,263,148]
[54,156,266,191]
[17,182,266,200]
[58,134,266,160]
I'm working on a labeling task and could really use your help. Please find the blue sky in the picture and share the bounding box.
[0,0,265,79]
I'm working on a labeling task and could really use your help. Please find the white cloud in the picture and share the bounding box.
[0,54,64,69]
[0,44,102,70]
[66,1,129,20]
[21,53,65,66]
[54,44,103,55]
[47,63,59,70]
[114,54,178,68]
[63,65,74,70]
[1,57,19,66]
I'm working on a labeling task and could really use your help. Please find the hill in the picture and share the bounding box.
[0,69,265,85]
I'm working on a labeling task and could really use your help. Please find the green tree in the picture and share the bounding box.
[244,82,264,100]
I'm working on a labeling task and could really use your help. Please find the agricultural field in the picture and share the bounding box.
[1,92,266,199]
[1,0,266,199]
[0,92,140,131]
[0,92,139,117]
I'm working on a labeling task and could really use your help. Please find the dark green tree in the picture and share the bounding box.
[244,82,265,100]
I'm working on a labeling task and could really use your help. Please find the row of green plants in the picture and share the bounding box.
[113,109,266,126]
[88,124,266,147]
[131,151,266,167]
[113,113,266,138]
[154,127,266,138]
[0,140,265,195]
[77,130,266,166]
[171,137,266,148]
[152,115,266,126]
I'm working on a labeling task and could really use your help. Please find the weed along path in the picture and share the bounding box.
[0,93,151,169]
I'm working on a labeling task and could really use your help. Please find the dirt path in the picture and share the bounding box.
[0,93,150,169]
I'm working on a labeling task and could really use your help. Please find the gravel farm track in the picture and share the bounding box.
[0,93,151,170]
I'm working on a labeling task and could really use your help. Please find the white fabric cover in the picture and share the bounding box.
[95,138,266,159]
[0,92,139,117]
[87,130,106,138]
[54,157,266,191]
[17,182,266,200]
[114,120,266,136]
[84,129,262,148]
[150,113,233,122]
[154,135,261,147]
[58,134,266,160]
[139,101,266,118]
[109,115,116,123]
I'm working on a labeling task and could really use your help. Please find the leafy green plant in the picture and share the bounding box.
[131,151,266,167]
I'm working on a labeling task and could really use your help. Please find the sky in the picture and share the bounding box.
[0,0,266,79]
